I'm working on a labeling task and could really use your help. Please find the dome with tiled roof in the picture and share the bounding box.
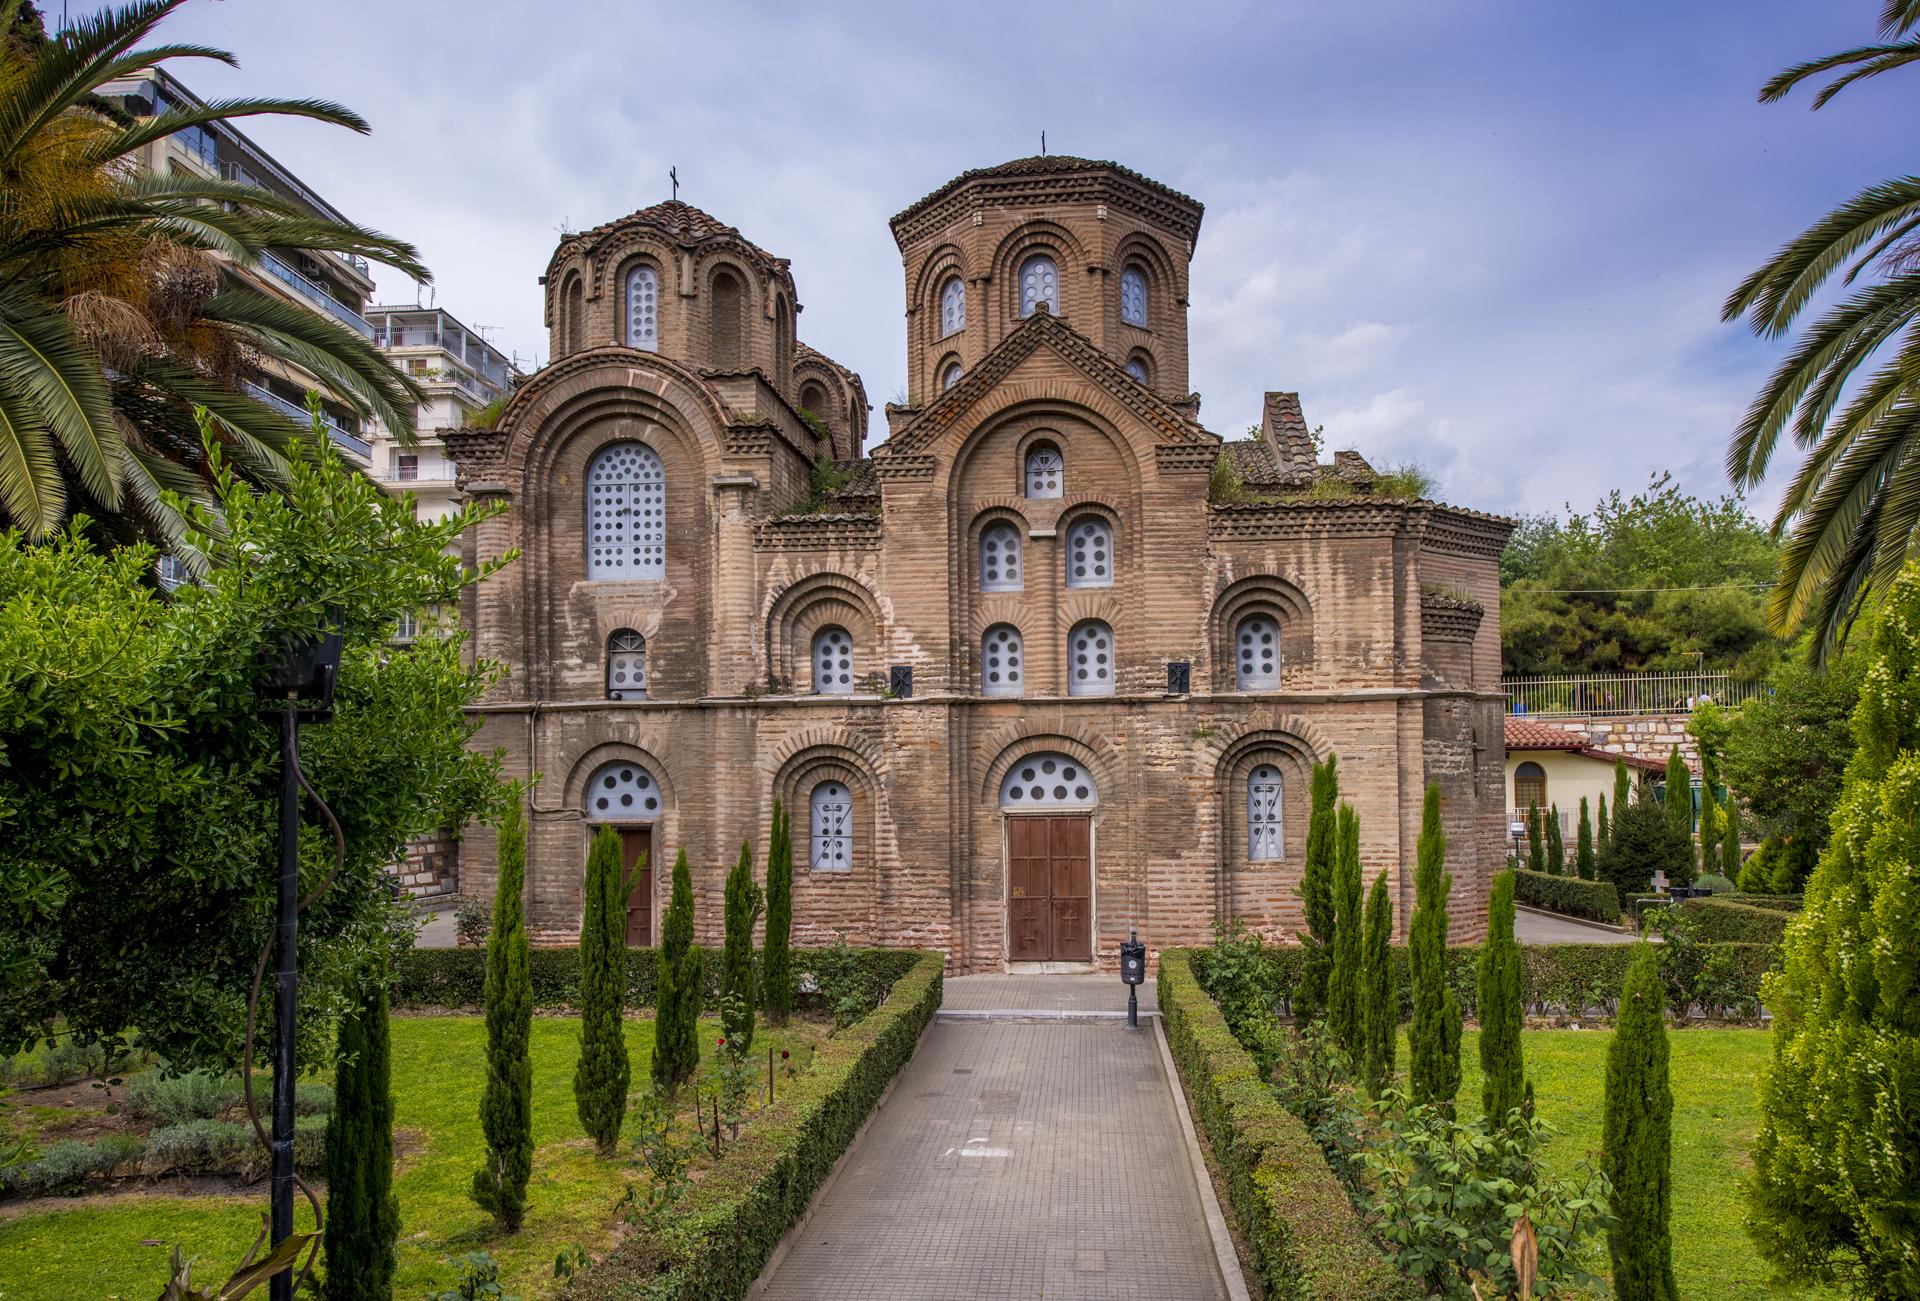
[547,199,787,278]
[890,154,1203,244]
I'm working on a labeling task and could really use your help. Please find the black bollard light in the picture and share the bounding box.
[1120,929,1146,1029]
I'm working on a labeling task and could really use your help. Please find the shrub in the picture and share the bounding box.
[1694,872,1738,895]
[3,1135,143,1195]
[1409,786,1461,1112]
[1297,755,1339,1020]
[145,1119,253,1176]
[323,979,398,1301]
[454,894,490,948]
[472,794,532,1232]
[126,1069,238,1126]
[1478,872,1524,1126]
[1669,895,1791,945]
[1599,797,1695,899]
[720,840,762,1053]
[1327,804,1364,1059]
[1512,868,1622,924]
[1605,945,1677,1300]
[762,799,793,1026]
[1576,796,1596,880]
[575,824,630,1155]
[1545,802,1567,874]
[1527,800,1545,874]
[1361,872,1395,1096]
[653,849,702,1095]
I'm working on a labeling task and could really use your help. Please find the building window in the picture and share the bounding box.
[1120,265,1148,326]
[982,624,1023,697]
[1024,444,1063,498]
[607,629,647,700]
[1064,517,1112,588]
[1236,614,1279,689]
[392,452,419,481]
[563,276,582,354]
[625,265,658,350]
[980,522,1023,592]
[941,361,963,392]
[156,554,187,592]
[799,381,830,425]
[1067,619,1113,696]
[1124,356,1148,384]
[1514,761,1547,814]
[810,781,853,870]
[999,752,1098,809]
[585,760,661,820]
[711,267,744,368]
[585,442,666,579]
[393,608,419,643]
[1248,765,1283,860]
[812,625,853,694]
[1019,254,1059,317]
[940,276,966,337]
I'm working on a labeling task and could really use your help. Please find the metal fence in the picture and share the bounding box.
[1502,671,1767,719]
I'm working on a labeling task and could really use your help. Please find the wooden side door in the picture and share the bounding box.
[619,827,653,947]
[1007,817,1052,961]
[1048,816,1092,961]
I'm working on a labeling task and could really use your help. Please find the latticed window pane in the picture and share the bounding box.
[998,752,1097,809]
[1125,356,1148,383]
[607,629,647,699]
[1067,620,1113,697]
[585,760,661,820]
[1020,255,1059,317]
[1121,266,1148,326]
[982,624,1023,697]
[940,277,966,337]
[626,265,658,350]
[812,625,854,694]
[1236,614,1280,689]
[1248,765,1284,860]
[1065,517,1112,588]
[942,362,963,392]
[1025,445,1062,498]
[585,442,665,578]
[810,781,852,870]
[980,523,1023,592]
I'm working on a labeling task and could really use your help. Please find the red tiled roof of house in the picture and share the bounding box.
[1504,718,1668,771]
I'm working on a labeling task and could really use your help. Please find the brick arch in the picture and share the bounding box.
[1212,727,1321,911]
[991,219,1089,322]
[975,724,1124,803]
[499,349,729,465]
[764,569,885,692]
[772,741,882,939]
[605,247,669,349]
[1197,715,1335,770]
[1209,573,1316,693]
[767,724,887,776]
[561,738,679,817]
[941,383,1151,487]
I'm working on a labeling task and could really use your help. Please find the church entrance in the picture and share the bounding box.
[620,827,653,946]
[999,752,1099,964]
[582,759,664,947]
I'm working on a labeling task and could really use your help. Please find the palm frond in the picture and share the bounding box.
[201,289,424,438]
[241,214,430,283]
[0,379,66,537]
[0,292,122,506]
[1722,176,1920,335]
[1883,0,1920,38]
[1759,40,1920,109]
[89,97,370,166]
[129,357,301,487]
[1772,416,1909,631]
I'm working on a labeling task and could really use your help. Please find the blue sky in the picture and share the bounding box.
[103,0,1920,518]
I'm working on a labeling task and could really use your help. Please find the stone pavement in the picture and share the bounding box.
[751,975,1232,1301]
[1514,904,1639,945]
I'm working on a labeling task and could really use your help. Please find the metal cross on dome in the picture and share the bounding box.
[670,166,679,201]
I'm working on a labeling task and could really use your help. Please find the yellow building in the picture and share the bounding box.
[1503,717,1663,849]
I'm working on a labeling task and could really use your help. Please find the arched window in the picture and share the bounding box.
[1064,517,1112,588]
[584,759,661,820]
[1124,355,1149,384]
[624,265,658,350]
[562,276,583,355]
[1514,761,1547,814]
[811,625,853,694]
[999,752,1097,809]
[606,629,647,699]
[1120,265,1148,326]
[799,381,829,424]
[774,294,792,382]
[980,522,1023,592]
[1235,614,1279,689]
[1248,765,1284,860]
[940,277,966,337]
[1019,254,1059,317]
[1067,619,1113,697]
[710,267,744,368]
[1024,443,1062,498]
[585,442,665,579]
[981,624,1023,697]
[941,361,963,392]
[809,780,852,870]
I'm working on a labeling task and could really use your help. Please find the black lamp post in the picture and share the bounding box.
[1120,929,1146,1029]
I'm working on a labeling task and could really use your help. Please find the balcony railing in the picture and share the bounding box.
[1502,671,1768,719]
[242,381,372,459]
[1507,807,1575,842]
[383,464,458,483]
[258,250,374,337]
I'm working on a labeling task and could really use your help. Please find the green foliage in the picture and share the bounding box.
[1599,797,1696,898]
[808,936,878,1032]
[720,840,762,1053]
[1526,800,1545,875]
[1662,745,1693,849]
[1477,872,1525,1127]
[1361,872,1395,1097]
[1749,560,1920,1295]
[1575,797,1596,881]
[1327,804,1364,1059]
[1296,755,1340,1020]
[1370,461,1436,498]
[574,825,630,1155]
[464,394,509,430]
[1677,895,1792,944]
[1604,946,1677,1301]
[454,895,491,948]
[1690,702,1730,878]
[1208,450,1249,504]
[1512,868,1622,925]
[472,795,532,1233]
[1721,792,1742,879]
[762,800,793,1026]
[652,850,702,1096]
[1613,758,1632,831]
[322,979,398,1301]
[1597,792,1611,855]
[126,1069,236,1126]
[1723,653,1860,887]
[617,1088,693,1234]
[1409,786,1461,1113]
[1544,802,1566,875]
[794,407,830,441]
[0,1133,143,1195]
[791,455,860,514]
[427,1252,517,1301]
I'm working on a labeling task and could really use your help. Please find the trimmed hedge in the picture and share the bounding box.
[1720,893,1803,913]
[567,951,943,1301]
[1677,896,1793,944]
[1159,950,1419,1300]
[1512,869,1621,925]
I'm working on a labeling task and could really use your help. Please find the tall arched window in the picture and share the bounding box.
[940,277,966,337]
[999,752,1097,809]
[809,780,852,870]
[980,522,1022,592]
[799,381,829,424]
[1235,614,1279,689]
[1064,517,1112,588]
[1067,619,1113,697]
[1248,765,1284,860]
[584,759,661,820]
[941,360,963,392]
[1514,761,1547,814]
[1120,265,1148,327]
[562,275,583,355]
[982,624,1023,697]
[585,442,665,579]
[774,294,793,383]
[625,265,658,350]
[710,267,744,368]
[1024,443,1062,498]
[811,625,853,694]
[606,629,647,699]
[1019,254,1059,317]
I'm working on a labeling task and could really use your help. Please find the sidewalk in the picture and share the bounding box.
[1515,904,1639,945]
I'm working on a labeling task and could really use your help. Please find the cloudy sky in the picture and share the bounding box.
[101,0,1920,518]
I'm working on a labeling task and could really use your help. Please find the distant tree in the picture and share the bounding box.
[1361,870,1395,1096]
[1597,792,1611,856]
[720,840,762,1053]
[1691,702,1731,879]
[1722,793,1742,881]
[472,795,532,1233]
[1327,804,1364,1060]
[1478,871,1525,1127]
[1527,801,1545,874]
[1576,797,1597,881]
[762,799,794,1026]
[1614,757,1633,830]
[1296,755,1340,1020]
[1724,654,1862,893]
[322,977,397,1301]
[574,825,630,1155]
[1409,786,1461,1112]
[652,850,701,1096]
[1663,747,1693,847]
[1545,803,1567,875]
[1605,944,1677,1301]
[1599,798,1695,898]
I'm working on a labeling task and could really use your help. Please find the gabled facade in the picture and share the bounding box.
[448,158,1513,969]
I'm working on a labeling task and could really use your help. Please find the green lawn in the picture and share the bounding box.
[0,1014,821,1301]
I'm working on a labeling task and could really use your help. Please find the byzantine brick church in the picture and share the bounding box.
[445,155,1513,970]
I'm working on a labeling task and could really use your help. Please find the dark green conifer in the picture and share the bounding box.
[574,824,630,1155]
[1613,757,1632,831]
[323,977,397,1301]
[762,799,794,1026]
[1721,793,1741,881]
[1604,945,1678,1301]
[720,839,762,1052]
[1361,869,1395,1096]
[1664,746,1692,842]
[471,795,532,1231]
[652,849,702,1095]
[1576,796,1596,881]
[1327,803,1364,1059]
[1545,802,1567,875]
[1409,785,1462,1112]
[1296,754,1339,1019]
[1526,800,1545,874]
[1598,791,1611,855]
[1478,871,1525,1126]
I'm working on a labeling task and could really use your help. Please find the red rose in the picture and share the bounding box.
[781,1050,789,1060]
[716,1037,726,1047]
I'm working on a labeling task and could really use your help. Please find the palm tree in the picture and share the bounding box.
[1724,0,1920,654]
[0,0,427,554]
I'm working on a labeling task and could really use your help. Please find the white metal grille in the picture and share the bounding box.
[941,362,963,392]
[1120,266,1148,326]
[1024,445,1062,498]
[980,522,1023,592]
[585,760,661,821]
[1236,615,1280,689]
[812,625,854,694]
[1020,255,1059,317]
[1067,619,1113,696]
[626,265,658,350]
[940,277,966,337]
[607,629,647,700]
[1249,765,1283,860]
[981,625,1023,696]
[1065,517,1112,588]
[810,781,852,870]
[999,752,1097,809]
[585,442,665,579]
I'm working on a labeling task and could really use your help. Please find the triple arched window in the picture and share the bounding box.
[1120,265,1148,327]
[585,442,665,579]
[625,265,658,350]
[1064,517,1112,588]
[1236,614,1280,690]
[812,625,854,694]
[980,522,1023,592]
[981,624,1023,696]
[1024,444,1063,498]
[606,629,647,699]
[1019,254,1059,317]
[1248,766,1284,860]
[1067,619,1114,697]
[810,780,852,870]
[940,277,966,337]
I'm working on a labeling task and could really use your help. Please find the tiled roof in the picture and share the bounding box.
[1504,718,1668,771]
[1222,439,1298,488]
[564,200,784,272]
[890,155,1202,229]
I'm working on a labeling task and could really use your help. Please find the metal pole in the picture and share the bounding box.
[1128,983,1138,1030]
[270,704,299,1301]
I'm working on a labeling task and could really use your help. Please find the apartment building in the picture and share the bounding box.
[368,306,520,525]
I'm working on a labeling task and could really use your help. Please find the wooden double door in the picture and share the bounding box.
[619,827,653,947]
[1007,815,1092,962]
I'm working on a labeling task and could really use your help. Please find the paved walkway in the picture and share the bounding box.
[752,975,1231,1301]
[1515,904,1638,945]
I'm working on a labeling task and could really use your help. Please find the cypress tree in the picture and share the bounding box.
[1526,800,1545,874]
[323,977,397,1301]
[1545,802,1566,875]
[1409,785,1462,1112]
[1478,870,1524,1127]
[1296,755,1339,1020]
[1604,944,1678,1301]
[720,839,762,1053]
[1663,746,1692,845]
[1613,756,1632,830]
[652,848,702,1095]
[1721,793,1741,881]
[762,799,794,1026]
[574,824,630,1155]
[1361,869,1395,1096]
[1597,791,1611,855]
[1576,796,1596,880]
[472,795,532,1232]
[1327,803,1364,1059]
